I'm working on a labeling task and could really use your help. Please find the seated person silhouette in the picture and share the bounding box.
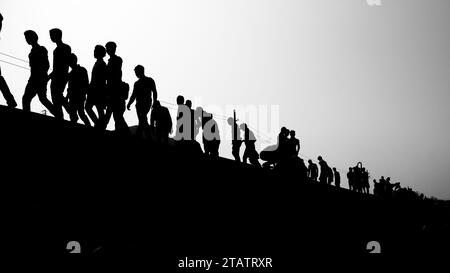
[150,100,172,144]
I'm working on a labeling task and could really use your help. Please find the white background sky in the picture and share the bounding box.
[1,0,449,199]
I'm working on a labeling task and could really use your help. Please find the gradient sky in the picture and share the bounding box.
[1,0,449,199]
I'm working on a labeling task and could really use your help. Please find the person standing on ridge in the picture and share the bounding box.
[86,45,107,128]
[227,115,242,162]
[127,65,157,138]
[48,28,72,119]
[103,41,129,133]
[66,53,90,126]
[22,30,55,115]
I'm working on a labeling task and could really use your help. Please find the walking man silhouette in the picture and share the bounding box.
[307,159,318,182]
[318,156,330,184]
[67,53,90,126]
[22,30,55,114]
[103,41,129,133]
[86,45,107,128]
[0,13,17,108]
[127,65,157,138]
[49,28,71,119]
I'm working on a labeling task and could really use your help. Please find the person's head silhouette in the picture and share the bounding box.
[134,65,145,79]
[153,100,161,108]
[227,117,234,126]
[333,167,337,172]
[186,100,192,109]
[318,156,323,162]
[240,123,247,131]
[105,42,117,56]
[49,28,63,44]
[68,53,77,68]
[24,30,39,46]
[308,159,312,164]
[176,95,184,105]
[290,130,296,138]
[94,45,106,60]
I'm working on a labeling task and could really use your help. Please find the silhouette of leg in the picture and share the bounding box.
[85,97,98,125]
[37,84,55,116]
[50,79,67,119]
[22,81,37,112]
[0,74,17,107]
[66,98,78,123]
[77,101,91,127]
[136,104,150,137]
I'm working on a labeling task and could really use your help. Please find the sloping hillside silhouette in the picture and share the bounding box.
[0,105,448,267]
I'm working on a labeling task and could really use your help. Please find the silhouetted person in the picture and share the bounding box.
[175,95,191,140]
[277,127,290,159]
[240,123,260,167]
[373,179,380,196]
[318,156,330,184]
[86,45,107,128]
[199,109,220,157]
[66,53,90,126]
[22,30,55,114]
[103,41,128,133]
[150,100,172,143]
[307,159,318,182]
[227,116,242,162]
[185,100,195,141]
[0,13,17,107]
[361,168,370,194]
[347,167,354,191]
[49,28,72,119]
[333,167,341,188]
[287,130,300,157]
[127,65,157,138]
[327,165,334,185]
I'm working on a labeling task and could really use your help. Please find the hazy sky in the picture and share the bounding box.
[1,0,449,199]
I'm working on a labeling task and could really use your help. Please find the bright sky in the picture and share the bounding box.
[1,0,449,199]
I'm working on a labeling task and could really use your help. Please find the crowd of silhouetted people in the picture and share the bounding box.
[0,13,430,201]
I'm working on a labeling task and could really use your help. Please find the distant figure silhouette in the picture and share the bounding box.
[198,108,220,157]
[333,167,341,188]
[185,100,195,141]
[103,42,129,133]
[49,28,72,119]
[240,123,260,167]
[127,65,157,138]
[0,13,17,108]
[66,53,90,126]
[327,165,334,185]
[22,30,55,114]
[150,100,172,143]
[227,116,242,162]
[287,130,300,157]
[86,45,107,128]
[175,95,192,141]
[347,167,354,191]
[307,159,318,182]
[361,167,370,194]
[317,156,330,184]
